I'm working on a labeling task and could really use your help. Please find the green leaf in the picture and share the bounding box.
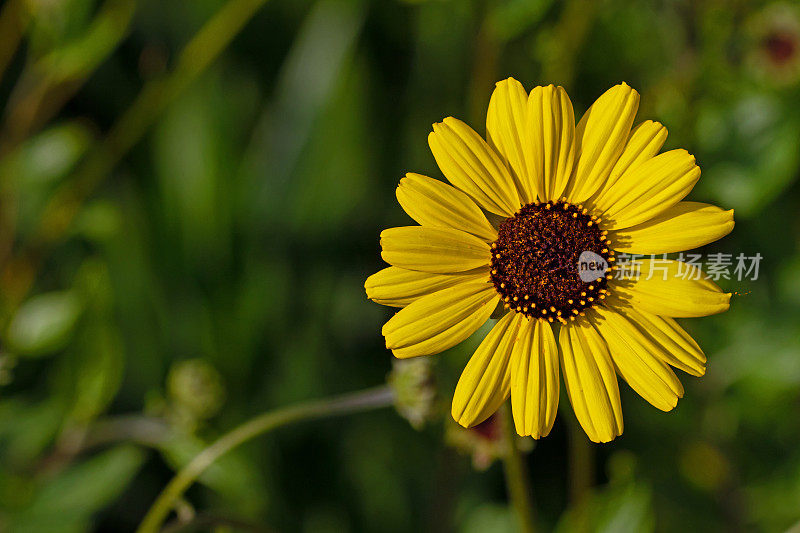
[48,260,125,423]
[458,503,515,533]
[0,400,64,469]
[6,446,145,533]
[35,0,137,84]
[68,323,125,423]
[555,482,655,533]
[2,122,92,188]
[6,292,83,357]
[0,122,93,236]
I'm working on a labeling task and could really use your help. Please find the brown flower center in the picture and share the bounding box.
[489,200,614,322]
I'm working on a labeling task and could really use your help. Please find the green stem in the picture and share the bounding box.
[136,385,395,533]
[500,404,536,533]
[567,415,593,505]
[0,0,26,85]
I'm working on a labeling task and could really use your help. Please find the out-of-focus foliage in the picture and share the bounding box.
[0,0,798,531]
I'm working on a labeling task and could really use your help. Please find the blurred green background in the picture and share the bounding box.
[0,0,799,531]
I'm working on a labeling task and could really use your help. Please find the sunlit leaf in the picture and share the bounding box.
[6,292,83,357]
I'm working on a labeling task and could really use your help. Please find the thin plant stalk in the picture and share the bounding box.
[500,403,537,533]
[1,0,274,310]
[0,0,138,152]
[136,385,395,533]
[0,0,26,84]
[568,414,593,504]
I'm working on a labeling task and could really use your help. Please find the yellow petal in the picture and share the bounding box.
[383,281,499,358]
[396,173,498,242]
[609,202,734,254]
[593,307,684,412]
[598,149,701,230]
[452,312,523,426]
[380,226,489,273]
[365,266,490,308]
[559,319,623,443]
[613,302,706,376]
[612,259,731,317]
[564,83,639,203]
[528,85,576,201]
[510,317,559,438]
[590,120,667,208]
[429,117,520,216]
[486,78,537,204]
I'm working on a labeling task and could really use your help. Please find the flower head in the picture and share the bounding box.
[366,80,734,443]
[746,3,800,85]
[445,412,518,471]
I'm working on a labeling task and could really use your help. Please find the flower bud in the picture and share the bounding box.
[167,359,225,423]
[387,358,436,430]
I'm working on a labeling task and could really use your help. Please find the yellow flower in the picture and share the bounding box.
[365,80,734,443]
